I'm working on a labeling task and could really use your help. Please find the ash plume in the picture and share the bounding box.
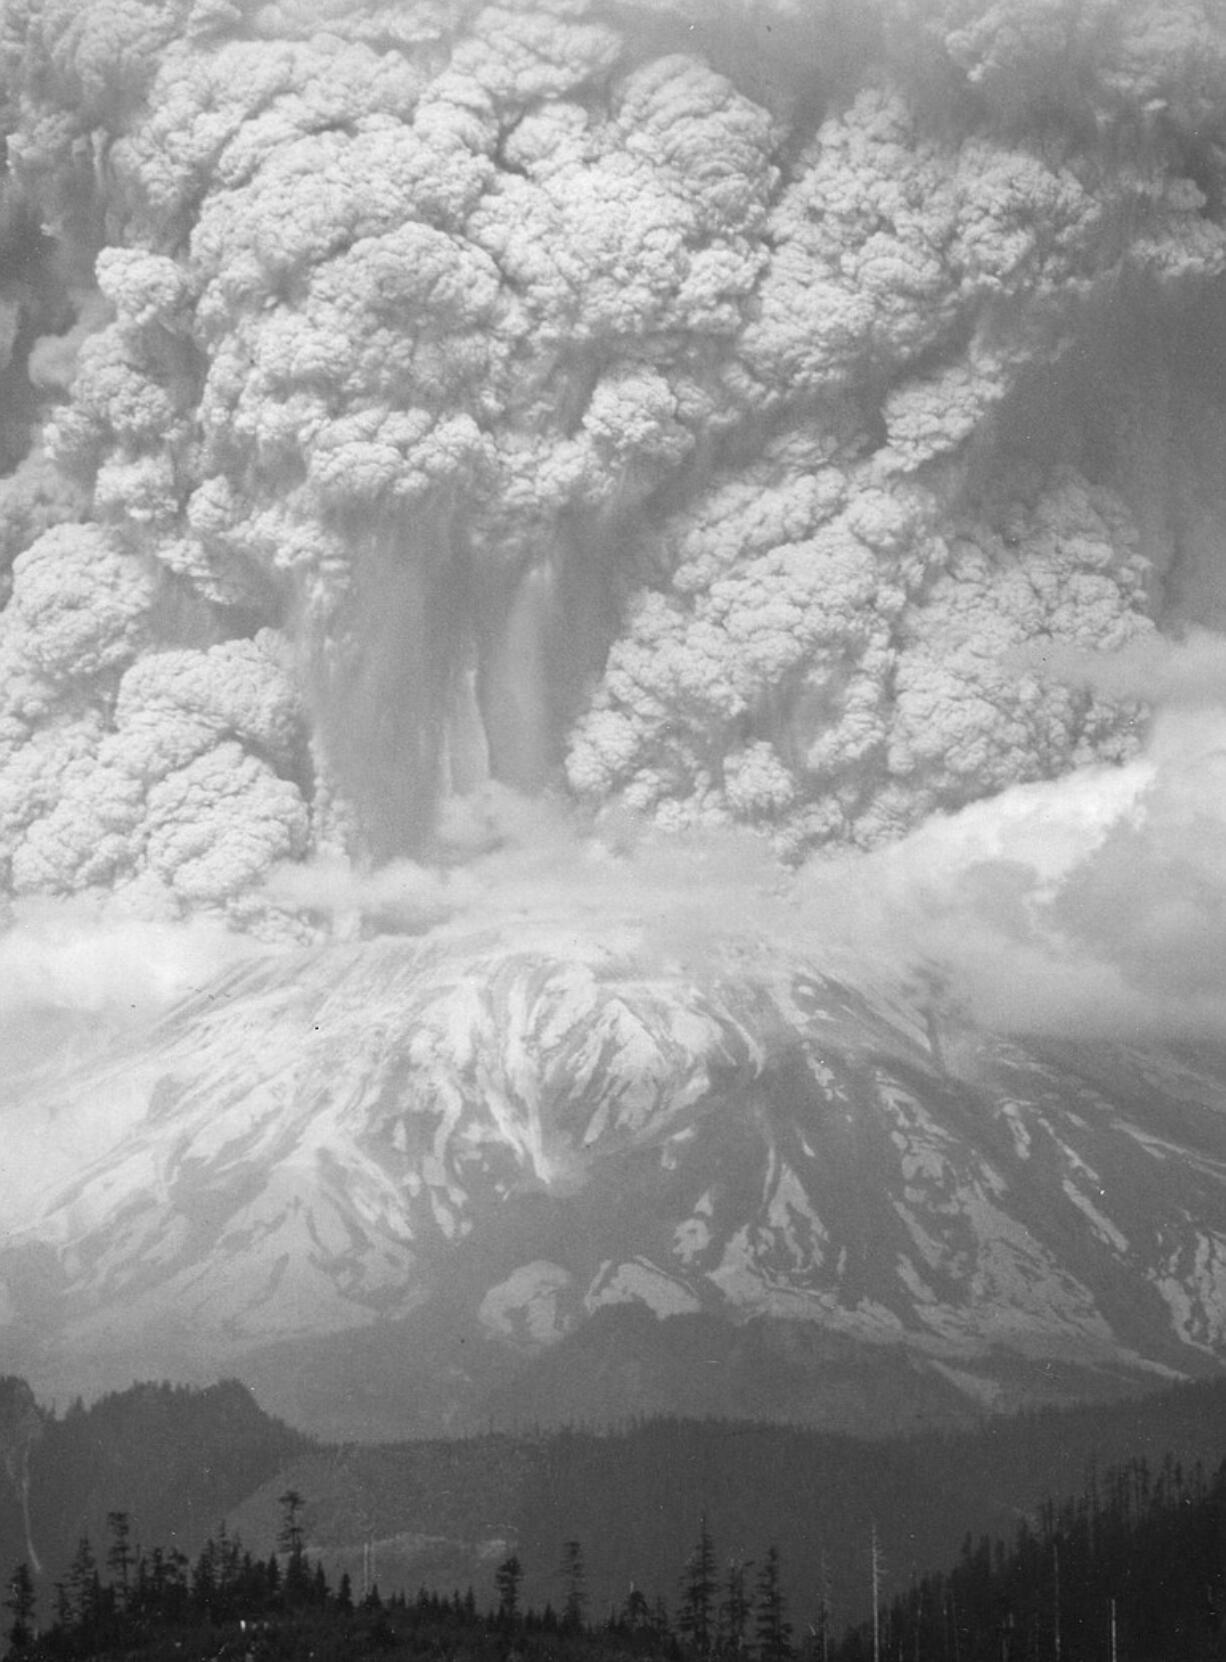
[0,0,1223,1032]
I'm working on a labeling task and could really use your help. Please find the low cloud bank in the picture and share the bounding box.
[0,898,256,1078]
[258,636,1226,1045]
[4,641,1226,1099]
[838,637,1226,1039]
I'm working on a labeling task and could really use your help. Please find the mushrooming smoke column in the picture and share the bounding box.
[0,1,1224,906]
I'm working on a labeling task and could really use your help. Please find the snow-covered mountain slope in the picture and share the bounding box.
[3,926,1225,1435]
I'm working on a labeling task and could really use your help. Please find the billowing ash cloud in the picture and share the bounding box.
[0,0,1224,996]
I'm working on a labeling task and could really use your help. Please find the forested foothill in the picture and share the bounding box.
[3,1452,1225,1662]
[0,1375,1223,1660]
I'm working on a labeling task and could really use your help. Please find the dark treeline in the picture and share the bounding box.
[4,1451,1225,1662]
[3,1489,388,1662]
[0,1500,762,1662]
[7,1372,1226,1631]
[833,1454,1226,1662]
[252,1378,1226,1628]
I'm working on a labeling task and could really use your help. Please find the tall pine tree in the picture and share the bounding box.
[755,1546,792,1662]
[679,1516,718,1658]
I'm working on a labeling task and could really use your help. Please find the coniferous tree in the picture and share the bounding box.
[679,1516,718,1657]
[3,1563,35,1655]
[495,1554,523,1624]
[561,1539,587,1631]
[623,1584,652,1632]
[105,1511,134,1611]
[719,1559,752,1657]
[278,1488,305,1556]
[755,1547,792,1662]
[66,1534,104,1634]
[192,1537,217,1620]
[278,1489,311,1604]
[812,1554,832,1662]
[165,1547,191,1623]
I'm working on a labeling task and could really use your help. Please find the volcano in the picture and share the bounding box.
[3,924,1224,1439]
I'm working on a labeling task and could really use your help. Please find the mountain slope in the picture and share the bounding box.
[2,926,1225,1435]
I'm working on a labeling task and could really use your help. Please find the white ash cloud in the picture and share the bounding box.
[0,0,1221,1038]
[816,697,1226,1041]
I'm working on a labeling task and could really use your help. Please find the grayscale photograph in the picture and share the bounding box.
[0,0,1222,1657]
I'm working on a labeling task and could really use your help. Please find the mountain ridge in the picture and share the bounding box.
[2,926,1225,1437]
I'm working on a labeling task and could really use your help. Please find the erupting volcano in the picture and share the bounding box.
[1,0,1226,1438]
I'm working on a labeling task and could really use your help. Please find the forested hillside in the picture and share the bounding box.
[0,1378,307,1583]
[3,1447,1223,1662]
[2,1374,1223,1633]
[229,1378,1226,1626]
[835,1454,1226,1662]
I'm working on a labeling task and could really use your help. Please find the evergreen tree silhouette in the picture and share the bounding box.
[679,1516,718,1657]
[495,1554,522,1624]
[755,1547,792,1662]
[2,1563,35,1656]
[719,1559,752,1657]
[561,1539,586,1631]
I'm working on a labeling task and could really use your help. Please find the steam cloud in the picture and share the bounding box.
[0,0,1225,1037]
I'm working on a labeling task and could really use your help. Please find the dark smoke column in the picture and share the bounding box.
[0,0,1223,904]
